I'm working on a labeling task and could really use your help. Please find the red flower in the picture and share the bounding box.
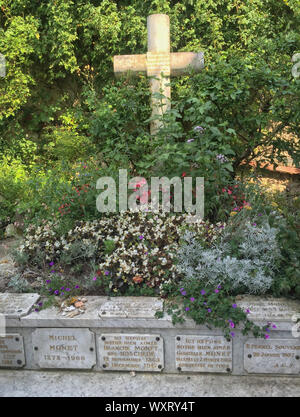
[181,172,187,177]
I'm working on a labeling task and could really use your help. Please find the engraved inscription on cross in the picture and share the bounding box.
[114,14,204,135]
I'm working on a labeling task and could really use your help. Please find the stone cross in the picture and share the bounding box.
[114,14,204,135]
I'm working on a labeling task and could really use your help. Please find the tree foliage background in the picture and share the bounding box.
[0,0,299,166]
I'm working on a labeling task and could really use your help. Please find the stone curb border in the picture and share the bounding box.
[0,294,299,376]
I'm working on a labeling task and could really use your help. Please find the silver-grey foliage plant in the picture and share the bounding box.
[177,221,280,294]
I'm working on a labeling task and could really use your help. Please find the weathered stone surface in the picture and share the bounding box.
[175,335,232,373]
[113,13,204,135]
[0,293,40,318]
[0,334,25,368]
[98,297,163,318]
[114,54,147,76]
[170,52,204,76]
[32,328,96,369]
[244,338,300,375]
[236,296,300,321]
[99,333,164,372]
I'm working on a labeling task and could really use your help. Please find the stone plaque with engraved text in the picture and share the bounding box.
[98,297,163,318]
[32,328,96,369]
[175,335,232,373]
[244,338,300,374]
[99,333,164,372]
[0,334,25,368]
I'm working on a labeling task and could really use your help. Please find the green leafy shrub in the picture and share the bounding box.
[42,127,96,163]
[0,157,30,223]
[160,280,271,340]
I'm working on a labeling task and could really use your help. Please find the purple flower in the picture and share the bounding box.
[230,332,235,337]
[217,284,222,289]
[50,270,55,274]
[93,276,97,281]
[232,303,237,309]
[185,307,190,311]
[265,334,270,339]
[138,235,144,240]
[75,285,79,289]
[46,279,51,284]
[272,324,277,329]
[104,271,109,276]
[215,289,219,293]
[38,302,43,307]
[61,292,64,296]
[60,287,65,290]
[258,213,262,216]
[201,290,206,295]
[203,302,207,305]
[190,297,195,302]
[207,308,212,313]
[252,223,257,227]
[181,291,187,296]
[34,308,39,312]
[229,321,235,328]
[265,328,270,332]
[245,309,251,314]
[187,138,195,143]
[66,288,70,292]
[194,126,205,133]
[216,154,228,163]
[54,290,59,295]
[49,261,54,266]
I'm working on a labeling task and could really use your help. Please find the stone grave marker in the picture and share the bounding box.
[244,338,300,375]
[0,293,40,318]
[0,334,25,368]
[114,14,204,134]
[98,296,163,318]
[32,328,96,369]
[99,333,164,372]
[237,296,300,322]
[175,335,232,373]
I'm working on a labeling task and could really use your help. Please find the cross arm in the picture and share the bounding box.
[170,52,204,76]
[114,54,147,77]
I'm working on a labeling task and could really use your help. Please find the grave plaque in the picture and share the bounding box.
[98,297,163,318]
[32,328,96,369]
[0,334,25,368]
[0,293,40,318]
[236,297,300,321]
[244,338,300,375]
[99,333,164,371]
[175,335,232,373]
